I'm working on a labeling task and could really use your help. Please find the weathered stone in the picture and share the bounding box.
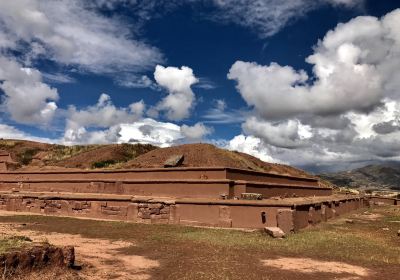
[150,208,160,215]
[148,203,162,209]
[397,230,400,237]
[264,227,285,238]
[161,214,170,219]
[345,219,354,224]
[241,193,263,200]
[160,207,170,214]
[127,204,138,221]
[277,209,294,234]
[164,154,184,167]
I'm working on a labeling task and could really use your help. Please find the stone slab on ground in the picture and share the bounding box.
[264,227,286,238]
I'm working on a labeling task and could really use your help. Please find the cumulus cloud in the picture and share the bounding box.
[66,93,144,129]
[119,119,183,147]
[180,122,213,141]
[226,135,276,163]
[63,93,145,143]
[61,94,210,146]
[0,56,58,125]
[0,0,162,74]
[226,9,400,170]
[242,117,311,149]
[153,65,198,121]
[228,10,400,120]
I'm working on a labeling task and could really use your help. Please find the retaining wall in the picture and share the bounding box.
[0,192,364,232]
[0,167,331,199]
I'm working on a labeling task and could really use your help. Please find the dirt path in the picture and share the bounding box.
[0,223,159,280]
[262,257,371,280]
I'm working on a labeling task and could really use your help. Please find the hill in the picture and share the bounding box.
[319,164,400,191]
[123,143,313,178]
[0,139,156,170]
[0,140,314,178]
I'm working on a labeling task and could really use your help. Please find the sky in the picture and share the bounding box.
[0,0,400,173]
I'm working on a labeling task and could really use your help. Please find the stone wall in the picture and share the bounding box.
[0,193,367,233]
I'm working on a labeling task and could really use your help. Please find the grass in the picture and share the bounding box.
[0,206,399,279]
[0,236,32,254]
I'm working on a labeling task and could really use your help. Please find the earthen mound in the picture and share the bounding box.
[0,139,156,170]
[124,143,312,178]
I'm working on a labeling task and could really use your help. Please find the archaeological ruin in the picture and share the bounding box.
[0,148,396,234]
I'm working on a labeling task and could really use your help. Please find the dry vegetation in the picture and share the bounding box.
[0,139,156,170]
[0,206,399,279]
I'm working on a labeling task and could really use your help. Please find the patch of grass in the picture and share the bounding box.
[91,160,117,169]
[0,236,32,254]
[19,148,40,165]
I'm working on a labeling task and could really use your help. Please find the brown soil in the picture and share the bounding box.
[262,257,370,279]
[125,143,312,177]
[0,223,159,280]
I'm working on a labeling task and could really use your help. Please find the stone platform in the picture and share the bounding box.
[0,167,331,199]
[0,191,366,233]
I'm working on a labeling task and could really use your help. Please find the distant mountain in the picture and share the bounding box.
[319,164,400,190]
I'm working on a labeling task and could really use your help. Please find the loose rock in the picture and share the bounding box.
[164,154,184,168]
[264,227,285,238]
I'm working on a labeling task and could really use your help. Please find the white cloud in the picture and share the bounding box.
[0,123,55,143]
[203,99,247,124]
[153,65,198,121]
[0,56,59,125]
[211,0,364,38]
[228,9,400,120]
[42,73,76,84]
[63,93,146,144]
[224,9,400,170]
[226,134,276,163]
[0,0,162,74]
[119,119,183,147]
[243,117,311,149]
[66,93,144,130]
[180,122,213,140]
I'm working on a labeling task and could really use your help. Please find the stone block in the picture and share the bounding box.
[241,193,263,200]
[264,227,285,238]
[148,203,162,209]
[150,208,160,215]
[161,214,170,219]
[127,204,138,221]
[164,154,184,167]
[160,207,170,214]
[276,209,294,234]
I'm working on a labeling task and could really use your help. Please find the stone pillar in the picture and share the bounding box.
[127,203,138,221]
[218,206,232,228]
[276,209,294,234]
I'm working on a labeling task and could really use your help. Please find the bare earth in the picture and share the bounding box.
[0,223,159,280]
[262,257,370,280]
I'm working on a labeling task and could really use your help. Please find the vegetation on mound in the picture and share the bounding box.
[0,139,157,170]
[0,236,32,254]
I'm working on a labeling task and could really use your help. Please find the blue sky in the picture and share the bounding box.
[1,0,400,172]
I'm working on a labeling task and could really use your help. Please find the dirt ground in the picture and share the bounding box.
[0,206,399,279]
